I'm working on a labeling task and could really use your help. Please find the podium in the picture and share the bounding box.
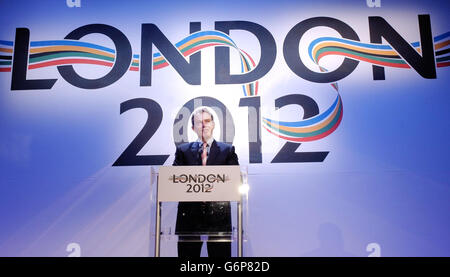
[150,165,249,257]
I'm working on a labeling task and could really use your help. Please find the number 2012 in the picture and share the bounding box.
[112,95,329,166]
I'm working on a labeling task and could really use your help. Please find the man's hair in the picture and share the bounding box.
[191,108,214,126]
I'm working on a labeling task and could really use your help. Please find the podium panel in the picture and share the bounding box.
[149,166,249,257]
[158,165,241,202]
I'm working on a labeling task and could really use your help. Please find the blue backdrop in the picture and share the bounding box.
[0,0,449,256]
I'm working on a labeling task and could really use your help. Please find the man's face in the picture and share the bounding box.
[192,112,215,142]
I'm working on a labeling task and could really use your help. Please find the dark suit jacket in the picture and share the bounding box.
[173,140,239,234]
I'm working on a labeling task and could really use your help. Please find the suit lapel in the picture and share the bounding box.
[190,142,202,165]
[207,140,219,165]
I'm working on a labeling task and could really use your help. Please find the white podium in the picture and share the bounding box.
[150,165,249,257]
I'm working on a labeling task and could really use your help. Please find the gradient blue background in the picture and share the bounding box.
[0,0,449,256]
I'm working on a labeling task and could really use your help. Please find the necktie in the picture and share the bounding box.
[202,143,208,166]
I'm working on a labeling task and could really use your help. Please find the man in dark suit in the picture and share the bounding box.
[173,108,239,257]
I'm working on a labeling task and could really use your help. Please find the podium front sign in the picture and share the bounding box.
[157,165,241,202]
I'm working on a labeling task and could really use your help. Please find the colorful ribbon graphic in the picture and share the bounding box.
[263,93,343,142]
[0,30,259,96]
[152,30,258,96]
[262,31,449,143]
[0,39,140,72]
[308,32,450,68]
[1,31,449,143]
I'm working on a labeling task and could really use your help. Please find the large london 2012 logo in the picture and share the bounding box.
[1,16,448,165]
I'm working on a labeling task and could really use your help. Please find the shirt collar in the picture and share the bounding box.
[197,137,214,147]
